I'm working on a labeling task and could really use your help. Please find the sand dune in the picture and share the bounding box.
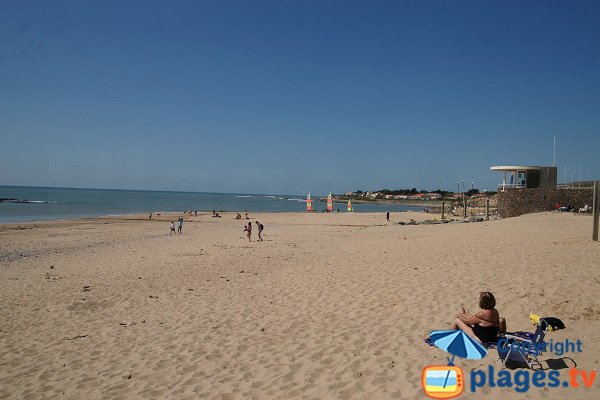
[1,211,599,399]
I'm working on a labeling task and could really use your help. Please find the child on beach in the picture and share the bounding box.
[243,222,252,242]
[170,221,176,235]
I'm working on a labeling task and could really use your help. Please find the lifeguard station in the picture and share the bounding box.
[490,166,557,191]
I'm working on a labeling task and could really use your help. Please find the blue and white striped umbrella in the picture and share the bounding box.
[429,330,488,361]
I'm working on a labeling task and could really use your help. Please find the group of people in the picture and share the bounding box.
[170,217,184,235]
[556,203,593,213]
[243,221,264,242]
[167,211,264,242]
[235,210,250,220]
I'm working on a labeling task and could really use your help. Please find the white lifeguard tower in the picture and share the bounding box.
[490,165,557,191]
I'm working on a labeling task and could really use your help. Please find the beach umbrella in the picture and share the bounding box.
[347,199,353,212]
[306,193,313,212]
[327,192,333,212]
[429,330,487,362]
[429,330,488,389]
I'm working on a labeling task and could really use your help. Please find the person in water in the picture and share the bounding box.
[450,291,500,344]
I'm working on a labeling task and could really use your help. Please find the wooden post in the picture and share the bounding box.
[463,196,467,218]
[593,181,599,241]
[441,201,445,219]
[486,199,490,220]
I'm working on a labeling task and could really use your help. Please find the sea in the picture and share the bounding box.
[0,186,423,223]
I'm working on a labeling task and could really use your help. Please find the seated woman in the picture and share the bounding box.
[451,291,499,344]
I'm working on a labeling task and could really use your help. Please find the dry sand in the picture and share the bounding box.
[1,211,599,399]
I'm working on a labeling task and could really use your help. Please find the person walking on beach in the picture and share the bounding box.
[245,210,249,220]
[386,211,390,222]
[255,221,264,241]
[178,217,183,234]
[170,221,176,235]
[243,222,252,242]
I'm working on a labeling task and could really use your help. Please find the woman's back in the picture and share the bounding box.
[477,308,499,327]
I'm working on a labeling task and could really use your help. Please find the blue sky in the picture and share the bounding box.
[1,1,599,195]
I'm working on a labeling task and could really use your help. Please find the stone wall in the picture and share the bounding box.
[497,188,594,218]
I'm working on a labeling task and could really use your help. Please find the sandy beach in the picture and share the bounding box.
[1,211,599,399]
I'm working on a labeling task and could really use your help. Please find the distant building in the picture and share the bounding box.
[490,164,593,218]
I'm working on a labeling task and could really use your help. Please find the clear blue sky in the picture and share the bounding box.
[1,1,599,195]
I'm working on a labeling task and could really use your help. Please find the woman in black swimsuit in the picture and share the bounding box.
[451,292,500,344]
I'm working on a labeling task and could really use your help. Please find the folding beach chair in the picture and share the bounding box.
[496,316,564,369]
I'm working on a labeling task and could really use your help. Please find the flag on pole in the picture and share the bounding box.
[327,193,333,212]
[306,193,313,212]
[347,199,353,212]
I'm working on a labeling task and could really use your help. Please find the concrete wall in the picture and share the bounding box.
[497,188,594,218]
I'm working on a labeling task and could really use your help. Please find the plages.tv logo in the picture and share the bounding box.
[422,330,486,399]
[421,365,464,399]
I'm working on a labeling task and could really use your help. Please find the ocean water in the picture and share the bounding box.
[0,186,422,223]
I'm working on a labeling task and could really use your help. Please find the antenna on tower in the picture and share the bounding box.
[553,136,556,167]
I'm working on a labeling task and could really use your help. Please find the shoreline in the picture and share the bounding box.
[0,208,430,226]
[1,187,432,225]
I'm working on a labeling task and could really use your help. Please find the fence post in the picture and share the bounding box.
[593,181,599,242]
[463,196,467,218]
[486,199,490,220]
[441,201,445,219]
